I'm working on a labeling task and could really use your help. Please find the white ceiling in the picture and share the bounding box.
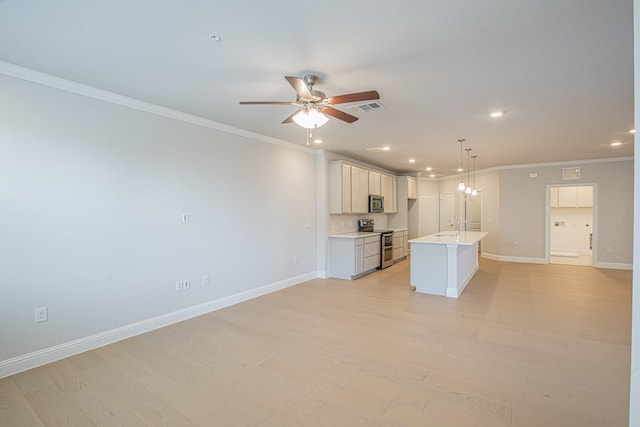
[0,1,633,175]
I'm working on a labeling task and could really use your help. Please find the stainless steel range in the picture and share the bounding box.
[358,219,394,269]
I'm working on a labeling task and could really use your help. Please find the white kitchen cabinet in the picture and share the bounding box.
[351,166,370,213]
[363,235,381,271]
[329,234,380,280]
[407,177,418,200]
[381,174,397,213]
[393,230,408,261]
[369,171,381,195]
[555,186,593,208]
[355,240,364,276]
[329,160,396,214]
[328,161,351,214]
[558,186,577,207]
[577,186,593,207]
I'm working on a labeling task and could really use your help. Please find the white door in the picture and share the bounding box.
[439,192,455,232]
[419,193,439,236]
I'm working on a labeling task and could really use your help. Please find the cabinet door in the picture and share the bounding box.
[558,186,577,207]
[577,186,593,207]
[369,171,381,195]
[355,241,364,275]
[381,174,395,213]
[403,231,408,255]
[328,161,351,214]
[407,177,418,199]
[342,164,351,213]
[351,166,370,213]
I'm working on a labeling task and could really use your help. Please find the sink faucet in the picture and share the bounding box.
[449,216,460,240]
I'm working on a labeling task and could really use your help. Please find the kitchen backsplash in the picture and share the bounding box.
[330,213,389,234]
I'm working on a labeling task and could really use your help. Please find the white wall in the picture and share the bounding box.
[498,160,632,267]
[0,71,317,375]
[629,0,639,423]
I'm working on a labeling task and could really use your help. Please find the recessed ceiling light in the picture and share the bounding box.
[408,159,416,163]
[457,167,464,172]
[629,129,636,134]
[429,173,436,178]
[208,34,221,42]
[382,146,391,151]
[610,141,622,147]
[489,111,505,118]
[314,139,322,144]
[425,167,432,171]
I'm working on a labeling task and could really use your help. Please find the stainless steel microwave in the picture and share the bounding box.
[369,195,384,213]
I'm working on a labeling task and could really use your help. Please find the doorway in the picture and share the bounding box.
[547,185,595,266]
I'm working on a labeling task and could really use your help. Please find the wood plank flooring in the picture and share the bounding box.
[0,258,632,426]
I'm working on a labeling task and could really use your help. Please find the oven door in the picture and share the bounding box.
[383,233,394,247]
[381,246,394,268]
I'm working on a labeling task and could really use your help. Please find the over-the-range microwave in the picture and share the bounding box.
[369,195,384,213]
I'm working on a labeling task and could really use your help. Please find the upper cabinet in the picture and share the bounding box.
[328,160,397,214]
[407,177,418,200]
[577,186,593,207]
[381,174,397,213]
[553,186,593,208]
[328,162,352,214]
[369,171,381,195]
[351,166,370,213]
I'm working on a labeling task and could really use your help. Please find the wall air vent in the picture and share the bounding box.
[562,167,581,180]
[347,101,385,114]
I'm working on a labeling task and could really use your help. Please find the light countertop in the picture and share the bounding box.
[329,231,381,239]
[409,231,488,246]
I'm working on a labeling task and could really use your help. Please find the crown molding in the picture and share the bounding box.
[0,60,313,155]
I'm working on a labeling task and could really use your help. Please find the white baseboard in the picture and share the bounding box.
[593,262,633,270]
[445,264,479,298]
[0,271,318,379]
[481,253,546,264]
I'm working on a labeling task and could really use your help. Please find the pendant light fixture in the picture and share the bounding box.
[457,138,466,191]
[471,155,478,196]
[465,148,472,194]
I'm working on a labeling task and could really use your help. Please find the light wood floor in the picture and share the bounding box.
[1,258,632,426]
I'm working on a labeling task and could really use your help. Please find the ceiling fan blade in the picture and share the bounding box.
[326,90,380,105]
[285,76,313,100]
[239,101,295,105]
[320,106,359,123]
[281,109,302,124]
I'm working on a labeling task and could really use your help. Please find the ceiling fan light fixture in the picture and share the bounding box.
[292,108,329,129]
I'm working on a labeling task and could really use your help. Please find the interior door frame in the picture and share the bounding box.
[545,183,598,265]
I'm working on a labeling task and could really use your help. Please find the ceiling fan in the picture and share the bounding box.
[239,75,380,128]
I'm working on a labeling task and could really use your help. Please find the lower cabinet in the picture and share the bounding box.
[330,235,381,280]
[393,230,408,261]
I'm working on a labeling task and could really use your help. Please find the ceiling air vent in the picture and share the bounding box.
[347,101,385,114]
[562,167,580,180]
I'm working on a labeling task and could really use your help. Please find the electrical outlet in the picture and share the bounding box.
[176,280,184,291]
[35,307,48,323]
[605,246,612,253]
[182,213,190,223]
[183,279,190,290]
[202,275,210,286]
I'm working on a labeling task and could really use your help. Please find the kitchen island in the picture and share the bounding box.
[409,231,488,298]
